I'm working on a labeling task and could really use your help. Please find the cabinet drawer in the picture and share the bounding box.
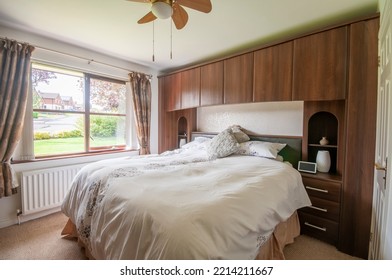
[298,212,339,245]
[300,196,340,222]
[302,177,341,202]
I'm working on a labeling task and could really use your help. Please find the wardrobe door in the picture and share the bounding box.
[164,72,181,111]
[293,26,348,101]
[253,41,293,102]
[339,17,379,259]
[200,61,224,106]
[181,67,200,109]
[224,52,254,104]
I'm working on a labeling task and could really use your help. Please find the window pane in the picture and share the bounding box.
[89,115,126,150]
[33,112,85,156]
[90,77,126,114]
[30,64,130,158]
[32,65,84,112]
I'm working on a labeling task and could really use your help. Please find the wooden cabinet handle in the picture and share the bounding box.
[304,222,327,232]
[305,186,329,193]
[308,205,328,212]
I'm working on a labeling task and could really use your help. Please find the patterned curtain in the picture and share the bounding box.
[129,72,151,155]
[0,39,35,198]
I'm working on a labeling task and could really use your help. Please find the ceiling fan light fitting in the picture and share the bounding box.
[151,1,172,19]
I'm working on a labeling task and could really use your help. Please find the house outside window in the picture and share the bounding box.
[31,63,131,158]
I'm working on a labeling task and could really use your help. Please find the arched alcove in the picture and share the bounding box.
[307,111,339,174]
[178,116,188,147]
[308,111,338,145]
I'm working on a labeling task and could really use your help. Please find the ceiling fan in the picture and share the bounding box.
[127,0,212,30]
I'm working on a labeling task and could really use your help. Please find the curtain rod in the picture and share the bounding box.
[1,36,153,79]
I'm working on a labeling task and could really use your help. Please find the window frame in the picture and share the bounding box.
[28,64,133,160]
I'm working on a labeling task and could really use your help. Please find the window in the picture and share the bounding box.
[31,63,130,158]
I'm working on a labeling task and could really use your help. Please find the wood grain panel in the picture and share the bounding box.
[181,67,200,109]
[158,109,197,153]
[164,73,181,111]
[253,41,293,102]
[301,197,340,222]
[158,77,176,152]
[224,53,254,104]
[299,212,339,245]
[293,26,348,101]
[302,176,342,202]
[200,61,224,106]
[339,17,379,259]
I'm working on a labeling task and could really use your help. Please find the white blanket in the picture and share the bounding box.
[61,148,311,259]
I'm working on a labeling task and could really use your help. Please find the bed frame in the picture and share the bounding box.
[191,131,302,168]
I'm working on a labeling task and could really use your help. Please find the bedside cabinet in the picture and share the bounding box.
[298,173,342,245]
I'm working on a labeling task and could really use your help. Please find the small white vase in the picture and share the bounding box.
[316,150,331,173]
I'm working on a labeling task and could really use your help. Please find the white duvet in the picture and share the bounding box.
[61,148,311,259]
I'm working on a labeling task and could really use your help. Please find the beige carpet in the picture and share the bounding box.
[283,235,361,260]
[0,211,360,260]
[0,212,86,260]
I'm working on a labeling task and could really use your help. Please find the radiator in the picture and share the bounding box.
[21,164,85,215]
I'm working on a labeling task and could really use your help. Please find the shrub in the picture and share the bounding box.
[34,130,82,140]
[54,130,83,138]
[90,116,117,137]
[34,132,51,140]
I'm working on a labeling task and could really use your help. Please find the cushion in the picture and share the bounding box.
[228,125,250,143]
[207,129,239,159]
[236,141,286,159]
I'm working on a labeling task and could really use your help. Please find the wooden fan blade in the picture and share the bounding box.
[138,11,157,24]
[172,3,188,29]
[176,0,212,13]
[126,0,151,3]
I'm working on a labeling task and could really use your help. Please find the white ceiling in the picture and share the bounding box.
[0,0,379,72]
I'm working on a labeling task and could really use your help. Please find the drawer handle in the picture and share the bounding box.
[308,205,328,212]
[305,186,329,193]
[304,222,327,232]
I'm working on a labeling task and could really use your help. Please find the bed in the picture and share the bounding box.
[61,129,311,260]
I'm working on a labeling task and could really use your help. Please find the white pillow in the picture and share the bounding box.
[181,137,211,150]
[207,129,239,159]
[194,136,212,143]
[236,141,286,159]
[181,141,199,150]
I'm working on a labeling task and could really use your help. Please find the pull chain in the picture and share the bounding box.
[152,21,155,62]
[170,19,173,59]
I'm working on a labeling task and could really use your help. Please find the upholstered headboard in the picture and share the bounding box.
[191,131,302,168]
